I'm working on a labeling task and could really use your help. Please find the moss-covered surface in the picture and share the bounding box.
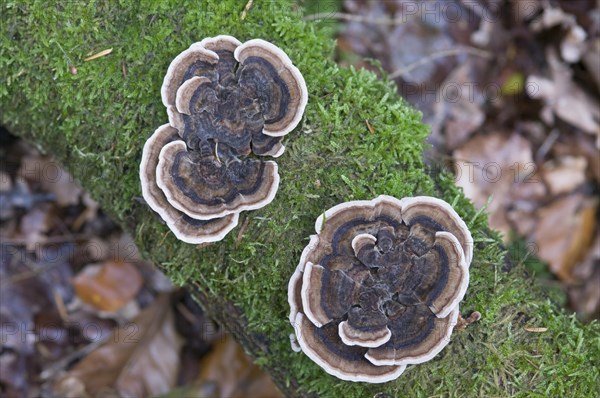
[2,1,598,396]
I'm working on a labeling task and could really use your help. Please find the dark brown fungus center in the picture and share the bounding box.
[290,196,471,381]
[166,38,306,162]
[141,36,307,243]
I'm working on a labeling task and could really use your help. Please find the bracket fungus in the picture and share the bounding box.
[288,195,472,383]
[140,36,308,243]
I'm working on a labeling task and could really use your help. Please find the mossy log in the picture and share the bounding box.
[1,1,598,397]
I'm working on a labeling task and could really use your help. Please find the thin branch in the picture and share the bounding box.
[1,233,91,247]
[389,46,492,79]
[535,128,560,161]
[303,11,410,26]
[240,0,254,20]
[235,216,251,244]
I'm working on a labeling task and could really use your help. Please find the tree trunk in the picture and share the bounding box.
[1,1,598,397]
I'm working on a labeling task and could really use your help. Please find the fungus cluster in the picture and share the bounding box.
[140,36,307,243]
[288,195,472,383]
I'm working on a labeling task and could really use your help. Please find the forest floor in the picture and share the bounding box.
[1,0,598,396]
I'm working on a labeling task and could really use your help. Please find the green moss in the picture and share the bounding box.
[1,1,598,396]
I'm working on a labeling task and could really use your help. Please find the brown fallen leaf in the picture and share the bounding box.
[530,5,575,32]
[73,260,143,312]
[0,170,11,192]
[1,244,76,397]
[194,335,283,398]
[71,192,99,231]
[560,24,586,63]
[18,203,52,250]
[532,195,598,281]
[526,49,600,147]
[19,154,82,207]
[582,38,600,90]
[453,132,545,237]
[552,133,600,185]
[542,156,587,195]
[510,0,542,23]
[568,245,600,320]
[571,235,600,283]
[433,63,486,150]
[55,293,183,397]
[81,233,140,265]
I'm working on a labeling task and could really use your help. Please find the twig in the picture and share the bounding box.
[1,233,91,246]
[176,302,199,325]
[235,217,251,244]
[525,327,548,333]
[304,11,410,26]
[240,0,254,20]
[536,128,560,161]
[52,40,78,74]
[365,119,375,134]
[53,40,75,65]
[54,290,70,322]
[389,46,492,79]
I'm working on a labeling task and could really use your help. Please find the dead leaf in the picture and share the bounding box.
[571,235,600,282]
[73,260,143,312]
[55,294,183,397]
[552,133,600,184]
[582,38,600,90]
[560,24,587,63]
[433,63,486,150]
[19,155,82,206]
[568,249,600,320]
[83,233,140,265]
[195,335,282,398]
[542,156,587,195]
[18,204,52,250]
[1,244,75,397]
[530,6,575,32]
[506,207,539,237]
[338,0,475,127]
[55,377,88,398]
[72,192,99,231]
[0,170,11,192]
[526,49,600,147]
[510,0,542,23]
[453,132,545,237]
[532,195,598,281]
[0,177,33,222]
